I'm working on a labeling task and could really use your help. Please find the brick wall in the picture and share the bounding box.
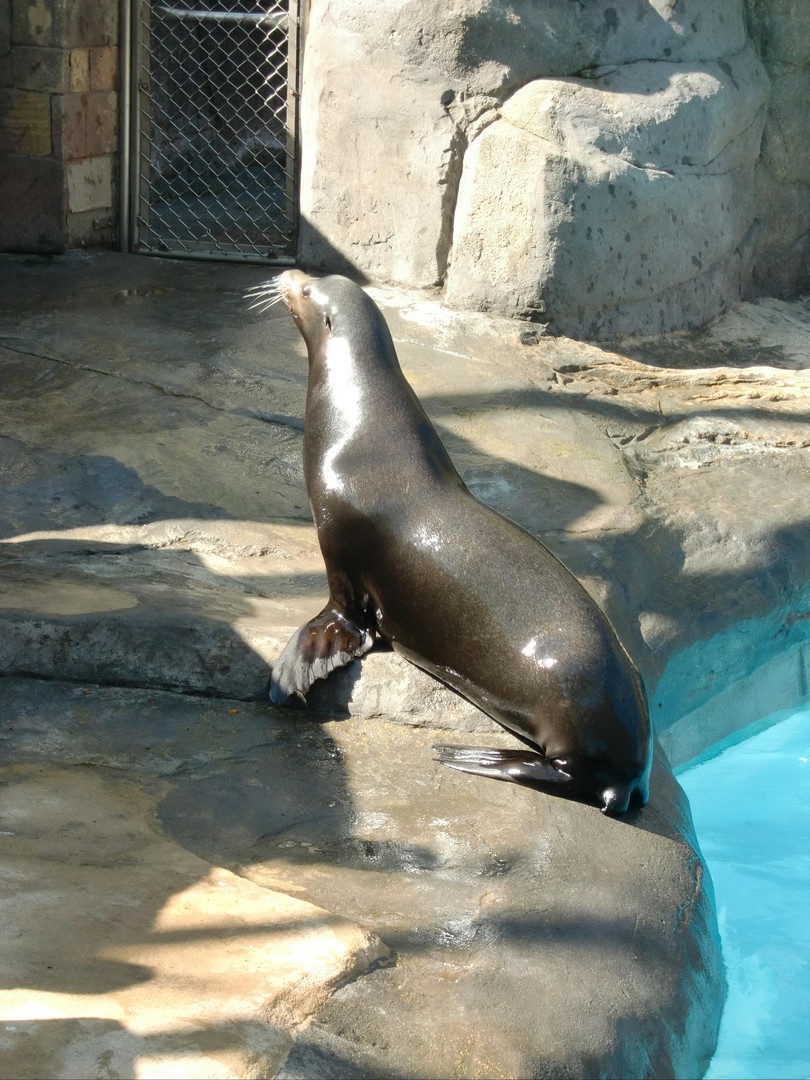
[0,0,118,252]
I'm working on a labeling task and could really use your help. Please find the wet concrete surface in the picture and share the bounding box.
[1,676,715,1079]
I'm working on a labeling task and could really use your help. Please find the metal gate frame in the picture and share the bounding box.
[119,0,301,264]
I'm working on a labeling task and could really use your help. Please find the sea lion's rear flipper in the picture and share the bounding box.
[433,745,641,816]
[269,608,373,704]
[433,744,571,787]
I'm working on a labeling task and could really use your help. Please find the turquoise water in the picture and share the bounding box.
[678,703,810,1080]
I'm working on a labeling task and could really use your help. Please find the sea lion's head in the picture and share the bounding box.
[247,271,396,371]
[277,269,335,349]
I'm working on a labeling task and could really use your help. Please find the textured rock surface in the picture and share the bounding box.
[1,251,809,1078]
[446,46,769,335]
[299,0,809,336]
[745,0,810,298]
[1,680,721,1080]
[0,755,386,1080]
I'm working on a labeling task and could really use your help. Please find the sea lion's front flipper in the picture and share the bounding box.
[269,608,373,704]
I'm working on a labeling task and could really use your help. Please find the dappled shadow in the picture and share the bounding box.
[297,222,372,285]
[0,436,238,538]
[608,295,810,371]
[277,1034,409,1079]
[618,334,799,371]
[424,381,810,433]
[452,1,679,100]
[0,682,387,1075]
[0,1016,292,1079]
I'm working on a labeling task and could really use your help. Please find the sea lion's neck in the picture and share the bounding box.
[305,324,462,505]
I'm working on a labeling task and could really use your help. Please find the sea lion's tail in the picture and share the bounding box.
[433,744,643,816]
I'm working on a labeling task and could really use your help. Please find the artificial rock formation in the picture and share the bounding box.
[299,0,809,338]
[3,250,810,1077]
[446,45,769,336]
[746,0,810,297]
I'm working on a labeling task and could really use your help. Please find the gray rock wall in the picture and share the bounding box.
[298,0,808,338]
[745,0,810,298]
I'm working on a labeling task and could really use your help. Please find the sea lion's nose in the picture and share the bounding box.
[278,269,312,297]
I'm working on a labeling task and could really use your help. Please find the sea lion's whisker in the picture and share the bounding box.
[244,277,283,295]
[245,277,287,312]
[247,293,285,311]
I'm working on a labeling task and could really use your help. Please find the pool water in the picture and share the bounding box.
[678,703,810,1080]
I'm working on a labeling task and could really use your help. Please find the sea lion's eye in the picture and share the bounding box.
[301,285,311,299]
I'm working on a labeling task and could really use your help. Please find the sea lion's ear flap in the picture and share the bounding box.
[269,607,373,704]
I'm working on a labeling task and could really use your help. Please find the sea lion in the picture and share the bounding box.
[249,271,652,815]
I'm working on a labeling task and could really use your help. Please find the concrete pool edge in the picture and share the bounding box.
[654,591,809,770]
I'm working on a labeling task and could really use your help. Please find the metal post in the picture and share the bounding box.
[130,0,146,248]
[285,0,300,231]
[118,0,132,251]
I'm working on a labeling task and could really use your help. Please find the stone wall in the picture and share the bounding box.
[745,0,810,298]
[0,0,118,252]
[298,0,810,338]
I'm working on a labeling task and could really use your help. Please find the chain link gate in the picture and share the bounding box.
[122,0,300,263]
